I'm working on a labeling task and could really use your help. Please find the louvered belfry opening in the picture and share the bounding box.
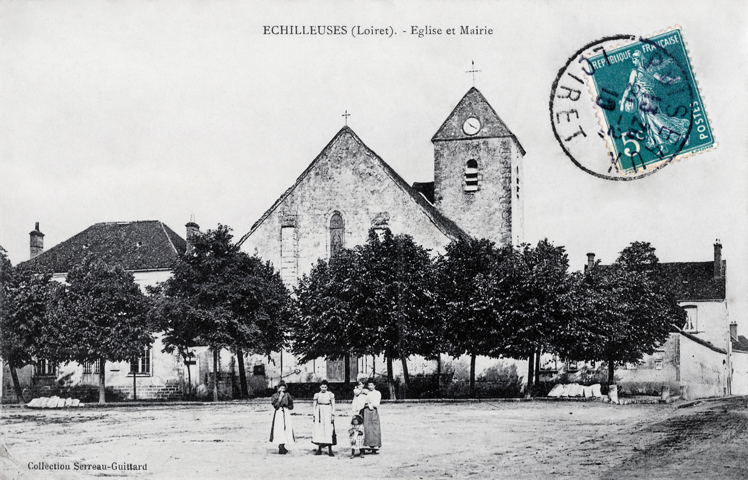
[464,159,479,192]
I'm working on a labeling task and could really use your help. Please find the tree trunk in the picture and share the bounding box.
[10,365,24,404]
[98,358,106,404]
[344,353,351,383]
[436,354,442,393]
[534,348,541,386]
[386,357,396,400]
[212,348,219,402]
[469,353,477,398]
[608,356,615,385]
[237,348,248,399]
[372,355,376,378]
[526,354,535,398]
[132,360,137,401]
[400,355,409,399]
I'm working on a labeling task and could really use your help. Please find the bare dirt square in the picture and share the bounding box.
[2,398,748,480]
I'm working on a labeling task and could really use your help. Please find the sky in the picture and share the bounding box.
[1,1,746,322]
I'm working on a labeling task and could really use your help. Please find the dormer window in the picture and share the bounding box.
[464,159,479,192]
[683,305,698,332]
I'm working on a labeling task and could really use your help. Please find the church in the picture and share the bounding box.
[239,87,525,383]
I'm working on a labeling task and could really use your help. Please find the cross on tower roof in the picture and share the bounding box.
[466,60,481,87]
[342,110,351,126]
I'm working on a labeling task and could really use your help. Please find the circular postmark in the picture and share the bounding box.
[550,32,695,181]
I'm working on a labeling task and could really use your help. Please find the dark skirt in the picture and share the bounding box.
[362,407,381,448]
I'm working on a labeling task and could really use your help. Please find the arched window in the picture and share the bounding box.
[464,159,479,192]
[330,212,345,257]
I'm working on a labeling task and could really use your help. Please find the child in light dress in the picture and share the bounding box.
[348,414,365,458]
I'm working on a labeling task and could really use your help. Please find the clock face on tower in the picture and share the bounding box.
[462,117,481,136]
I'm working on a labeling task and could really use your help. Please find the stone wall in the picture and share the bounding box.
[242,129,456,284]
[433,137,519,246]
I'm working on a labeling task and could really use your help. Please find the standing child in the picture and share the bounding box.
[348,414,365,458]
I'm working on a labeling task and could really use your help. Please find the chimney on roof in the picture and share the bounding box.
[730,323,738,341]
[185,221,200,254]
[29,222,44,259]
[714,240,723,279]
[585,252,595,272]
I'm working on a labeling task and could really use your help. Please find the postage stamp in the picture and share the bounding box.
[586,27,716,176]
[550,27,716,180]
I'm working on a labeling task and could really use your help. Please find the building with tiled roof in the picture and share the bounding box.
[584,243,731,399]
[2,220,195,404]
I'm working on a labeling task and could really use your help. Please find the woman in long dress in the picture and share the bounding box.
[312,380,336,456]
[269,382,295,454]
[619,50,690,155]
[362,379,382,454]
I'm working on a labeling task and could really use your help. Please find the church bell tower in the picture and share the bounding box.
[431,87,525,246]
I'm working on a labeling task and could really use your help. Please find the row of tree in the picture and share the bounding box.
[0,226,289,404]
[290,230,685,397]
[0,225,684,404]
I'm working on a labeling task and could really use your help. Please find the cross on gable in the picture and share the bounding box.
[466,60,481,87]
[342,110,351,126]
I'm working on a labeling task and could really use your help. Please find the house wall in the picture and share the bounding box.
[2,270,189,403]
[679,333,727,399]
[681,300,729,352]
[616,332,681,395]
[241,130,455,286]
[731,351,748,395]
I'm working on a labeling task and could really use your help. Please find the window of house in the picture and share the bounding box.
[464,160,479,192]
[35,359,56,377]
[330,212,344,257]
[655,360,663,370]
[129,347,152,376]
[683,305,698,332]
[84,360,102,374]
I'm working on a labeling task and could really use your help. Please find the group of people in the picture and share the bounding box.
[269,379,382,458]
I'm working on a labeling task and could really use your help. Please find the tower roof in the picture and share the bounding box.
[432,87,525,155]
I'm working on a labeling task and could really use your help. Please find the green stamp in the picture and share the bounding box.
[586,27,715,176]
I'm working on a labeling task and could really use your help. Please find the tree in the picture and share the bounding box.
[290,249,363,367]
[435,237,505,396]
[0,249,64,403]
[153,225,290,400]
[48,257,153,403]
[561,242,685,383]
[353,229,438,399]
[290,229,437,399]
[474,240,572,395]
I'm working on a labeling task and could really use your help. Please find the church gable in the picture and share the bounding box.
[432,87,525,154]
[239,127,467,283]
